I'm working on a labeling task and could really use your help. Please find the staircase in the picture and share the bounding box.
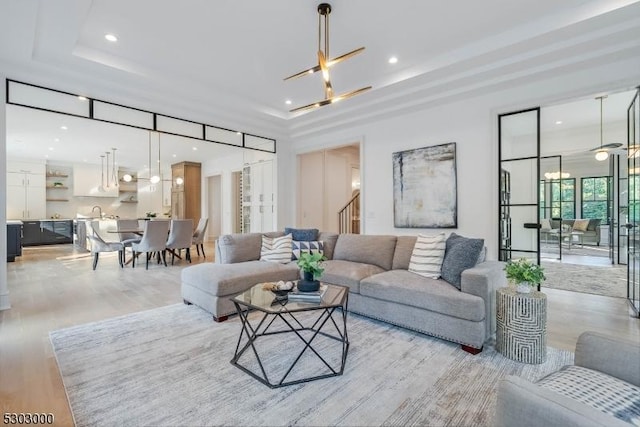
[338,191,360,234]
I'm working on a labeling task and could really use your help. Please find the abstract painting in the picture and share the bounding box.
[393,142,457,228]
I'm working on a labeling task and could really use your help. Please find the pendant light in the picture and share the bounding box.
[98,155,106,192]
[105,151,111,188]
[111,148,119,187]
[594,96,609,161]
[150,132,161,184]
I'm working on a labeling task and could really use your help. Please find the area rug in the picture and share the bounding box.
[50,304,573,427]
[541,260,627,298]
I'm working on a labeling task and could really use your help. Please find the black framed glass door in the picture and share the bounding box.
[499,108,541,264]
[627,88,640,317]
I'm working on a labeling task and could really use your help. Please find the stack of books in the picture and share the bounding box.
[288,284,328,303]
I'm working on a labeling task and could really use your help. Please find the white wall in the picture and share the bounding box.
[286,58,640,259]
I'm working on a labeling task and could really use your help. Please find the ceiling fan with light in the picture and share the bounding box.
[590,95,622,161]
[284,3,371,113]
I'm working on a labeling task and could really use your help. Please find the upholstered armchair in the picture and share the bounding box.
[86,221,124,270]
[192,218,209,257]
[495,331,640,427]
[166,219,193,264]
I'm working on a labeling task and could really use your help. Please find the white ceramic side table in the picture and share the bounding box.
[496,286,547,364]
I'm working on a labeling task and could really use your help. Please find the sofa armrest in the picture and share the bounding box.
[460,261,506,340]
[575,331,640,386]
[495,375,628,427]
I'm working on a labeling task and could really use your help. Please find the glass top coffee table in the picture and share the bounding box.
[230,282,349,388]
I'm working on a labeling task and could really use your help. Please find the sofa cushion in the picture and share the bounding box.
[408,233,446,279]
[587,218,602,231]
[333,235,397,270]
[291,240,324,261]
[360,270,485,322]
[284,227,319,241]
[217,232,284,263]
[392,236,417,270]
[321,260,385,294]
[318,232,338,260]
[573,219,590,232]
[260,234,293,263]
[181,260,300,296]
[441,233,485,289]
[537,365,640,426]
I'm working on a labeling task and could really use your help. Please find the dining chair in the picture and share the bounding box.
[192,218,209,257]
[131,220,170,269]
[86,221,124,270]
[117,219,142,264]
[166,219,194,264]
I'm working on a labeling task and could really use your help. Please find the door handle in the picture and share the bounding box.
[623,223,636,229]
[524,223,541,229]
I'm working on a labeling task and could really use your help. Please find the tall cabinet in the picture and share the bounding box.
[6,161,46,220]
[241,160,274,233]
[171,162,201,225]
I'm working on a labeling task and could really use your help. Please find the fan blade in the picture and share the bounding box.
[283,47,365,81]
[589,142,623,151]
[289,86,372,113]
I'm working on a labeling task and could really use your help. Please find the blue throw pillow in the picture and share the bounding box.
[441,233,484,289]
[284,227,319,242]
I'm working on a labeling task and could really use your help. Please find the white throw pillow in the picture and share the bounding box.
[260,234,293,263]
[408,233,446,279]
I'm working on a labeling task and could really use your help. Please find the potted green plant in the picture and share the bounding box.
[504,258,545,293]
[296,252,326,292]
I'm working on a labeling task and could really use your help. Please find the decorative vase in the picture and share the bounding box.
[298,271,320,292]
[516,283,533,294]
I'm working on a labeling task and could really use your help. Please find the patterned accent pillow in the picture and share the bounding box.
[573,219,590,232]
[284,227,319,242]
[441,233,485,289]
[260,234,293,263]
[291,240,324,261]
[408,233,446,279]
[537,365,640,426]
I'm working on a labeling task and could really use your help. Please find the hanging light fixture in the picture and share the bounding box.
[594,96,609,161]
[111,148,119,188]
[284,3,371,113]
[105,151,111,188]
[150,132,161,184]
[123,173,133,182]
[544,171,571,180]
[98,155,106,192]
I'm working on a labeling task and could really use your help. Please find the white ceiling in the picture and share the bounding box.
[1,0,639,140]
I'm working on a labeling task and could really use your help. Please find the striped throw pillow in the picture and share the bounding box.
[408,233,446,279]
[260,234,293,263]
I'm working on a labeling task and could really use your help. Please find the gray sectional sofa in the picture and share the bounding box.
[181,231,506,353]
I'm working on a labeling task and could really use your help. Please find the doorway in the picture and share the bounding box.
[297,143,361,233]
[499,87,639,307]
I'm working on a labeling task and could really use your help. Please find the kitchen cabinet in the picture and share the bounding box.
[241,160,274,233]
[7,221,22,262]
[171,162,201,225]
[7,162,46,220]
[22,220,73,246]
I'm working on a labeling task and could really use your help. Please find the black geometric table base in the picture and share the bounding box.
[231,297,349,388]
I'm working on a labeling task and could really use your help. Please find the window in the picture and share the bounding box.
[541,179,575,219]
[581,177,612,224]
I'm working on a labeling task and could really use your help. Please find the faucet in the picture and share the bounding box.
[91,205,103,219]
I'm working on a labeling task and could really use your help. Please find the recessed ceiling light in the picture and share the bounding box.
[78,96,88,101]
[105,34,118,42]
[54,138,60,142]
[83,159,87,162]
[172,154,176,158]
[48,147,54,151]
[555,120,563,125]
[45,154,49,158]
[388,56,398,64]
[285,100,292,105]
[192,147,198,151]
[236,131,242,135]
[60,125,68,130]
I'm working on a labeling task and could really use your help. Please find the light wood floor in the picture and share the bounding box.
[1,244,639,426]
